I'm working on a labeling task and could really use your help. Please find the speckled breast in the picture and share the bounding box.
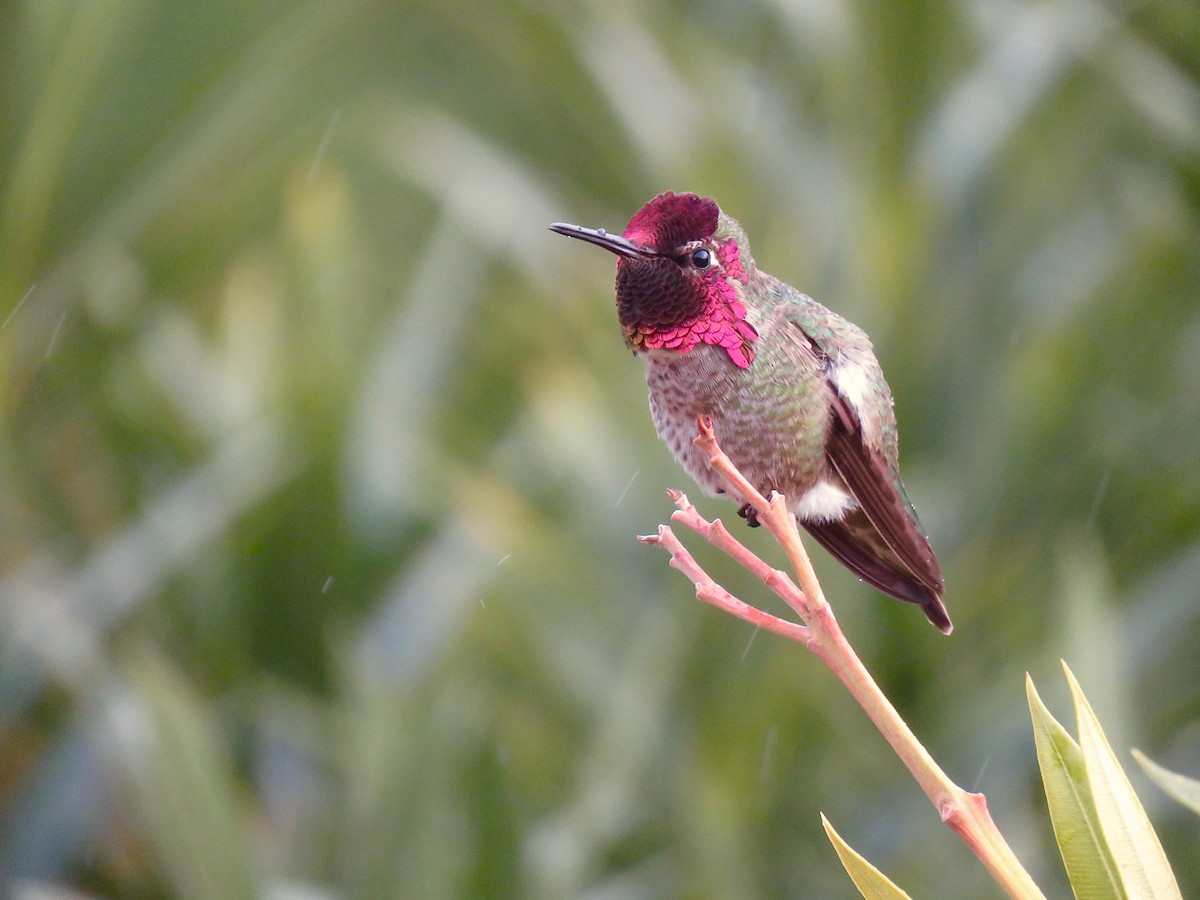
[640,315,831,502]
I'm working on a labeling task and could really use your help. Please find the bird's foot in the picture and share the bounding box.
[737,502,761,528]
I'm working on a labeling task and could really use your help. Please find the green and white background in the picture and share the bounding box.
[1,1,1198,897]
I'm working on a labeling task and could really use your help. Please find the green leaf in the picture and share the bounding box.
[1064,662,1181,899]
[1132,750,1200,816]
[105,647,258,900]
[821,814,912,900]
[1026,672,1125,899]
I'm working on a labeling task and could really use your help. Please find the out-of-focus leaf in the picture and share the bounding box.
[1132,750,1200,817]
[1026,672,1125,899]
[104,648,258,900]
[9,879,102,900]
[821,814,912,900]
[1065,662,1181,899]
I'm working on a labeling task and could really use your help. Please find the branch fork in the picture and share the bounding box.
[639,416,1045,900]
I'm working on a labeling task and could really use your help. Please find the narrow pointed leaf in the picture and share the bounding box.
[105,648,258,900]
[1132,750,1200,816]
[1064,662,1181,899]
[1026,673,1125,898]
[820,814,912,900]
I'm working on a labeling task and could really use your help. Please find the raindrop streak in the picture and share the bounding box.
[3,283,36,329]
[741,625,760,661]
[45,310,67,359]
[972,756,991,792]
[321,576,335,594]
[1085,468,1112,531]
[614,469,641,507]
[759,725,779,784]
[307,107,342,181]
[482,555,511,608]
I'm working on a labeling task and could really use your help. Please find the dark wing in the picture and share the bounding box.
[774,287,950,633]
[802,392,951,634]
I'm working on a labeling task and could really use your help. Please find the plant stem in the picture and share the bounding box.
[805,602,1043,899]
[643,418,1046,900]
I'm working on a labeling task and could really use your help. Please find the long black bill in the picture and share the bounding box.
[548,223,658,259]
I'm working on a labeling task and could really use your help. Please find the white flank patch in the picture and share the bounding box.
[830,359,872,422]
[792,481,857,522]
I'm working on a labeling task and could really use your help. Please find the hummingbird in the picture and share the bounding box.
[550,192,951,633]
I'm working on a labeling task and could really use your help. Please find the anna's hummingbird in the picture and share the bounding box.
[550,192,951,633]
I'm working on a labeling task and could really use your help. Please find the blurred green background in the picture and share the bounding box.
[1,1,1198,897]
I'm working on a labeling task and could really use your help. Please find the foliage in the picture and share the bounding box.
[1134,750,1200,817]
[1,1,1199,897]
[823,814,912,899]
[1027,664,1179,898]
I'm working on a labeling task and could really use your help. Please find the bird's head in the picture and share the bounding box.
[551,192,759,368]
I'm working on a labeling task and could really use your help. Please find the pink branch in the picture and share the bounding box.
[639,526,808,643]
[634,419,1045,900]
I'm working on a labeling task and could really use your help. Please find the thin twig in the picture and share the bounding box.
[667,489,808,621]
[638,527,808,643]
[693,415,828,616]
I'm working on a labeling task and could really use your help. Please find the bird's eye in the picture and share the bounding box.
[689,248,711,269]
